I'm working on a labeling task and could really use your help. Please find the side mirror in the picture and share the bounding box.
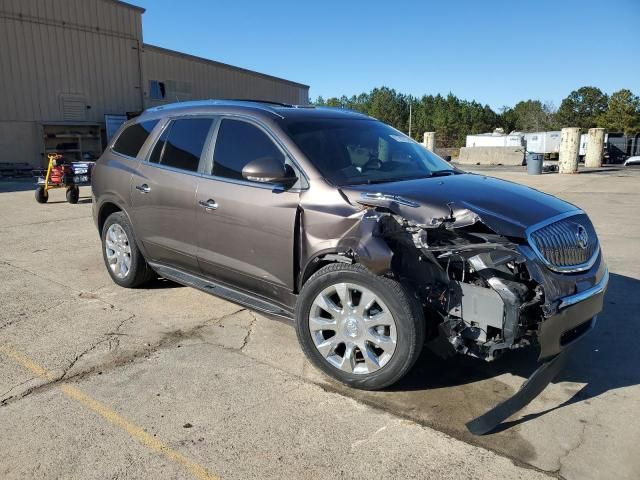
[242,156,297,185]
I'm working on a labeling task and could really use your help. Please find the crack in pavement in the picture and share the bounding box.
[240,311,258,351]
[1,299,70,332]
[60,313,137,381]
[1,314,136,406]
[551,420,588,479]
[0,214,91,231]
[0,376,36,399]
[0,257,142,327]
[553,407,601,478]
[0,318,21,331]
[1,259,97,300]
[0,308,247,408]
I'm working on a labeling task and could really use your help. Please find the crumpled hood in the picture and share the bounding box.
[340,173,578,238]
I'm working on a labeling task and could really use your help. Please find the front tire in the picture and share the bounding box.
[101,211,154,288]
[295,264,425,390]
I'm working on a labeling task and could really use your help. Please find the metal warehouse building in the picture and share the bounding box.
[0,0,309,168]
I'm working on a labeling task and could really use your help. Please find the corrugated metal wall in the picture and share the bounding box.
[0,0,144,123]
[0,0,309,166]
[142,45,309,107]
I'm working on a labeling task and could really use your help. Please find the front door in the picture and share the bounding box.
[130,117,215,272]
[196,118,301,304]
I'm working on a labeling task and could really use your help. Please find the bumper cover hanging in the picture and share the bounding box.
[466,344,572,435]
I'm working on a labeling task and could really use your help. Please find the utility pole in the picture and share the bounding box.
[408,100,412,138]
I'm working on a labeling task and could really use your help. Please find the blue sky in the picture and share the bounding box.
[130,0,639,110]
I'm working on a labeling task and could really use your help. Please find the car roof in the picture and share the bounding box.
[136,99,373,123]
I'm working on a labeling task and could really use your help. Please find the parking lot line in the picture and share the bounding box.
[0,345,219,480]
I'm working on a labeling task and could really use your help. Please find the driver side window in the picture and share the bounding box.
[212,119,285,181]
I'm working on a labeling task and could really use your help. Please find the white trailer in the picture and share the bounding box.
[524,131,561,154]
[466,133,523,148]
[579,133,608,157]
[579,134,588,157]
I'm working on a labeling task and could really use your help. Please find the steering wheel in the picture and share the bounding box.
[362,157,383,171]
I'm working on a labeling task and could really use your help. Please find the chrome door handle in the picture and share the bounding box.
[198,199,218,210]
[135,184,151,194]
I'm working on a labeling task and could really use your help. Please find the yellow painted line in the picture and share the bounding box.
[0,345,219,480]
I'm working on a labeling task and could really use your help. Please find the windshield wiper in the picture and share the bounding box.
[362,175,431,185]
[429,170,458,177]
[348,171,458,186]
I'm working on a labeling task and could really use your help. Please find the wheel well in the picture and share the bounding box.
[298,254,355,292]
[299,260,332,291]
[98,202,122,233]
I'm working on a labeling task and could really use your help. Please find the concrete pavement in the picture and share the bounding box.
[1,166,639,479]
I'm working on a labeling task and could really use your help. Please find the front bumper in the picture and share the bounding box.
[466,266,609,435]
[538,267,609,359]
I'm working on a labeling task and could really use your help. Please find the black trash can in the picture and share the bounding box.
[526,152,544,175]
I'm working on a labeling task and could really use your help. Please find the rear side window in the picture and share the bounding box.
[112,120,158,157]
[149,118,213,172]
[212,119,284,180]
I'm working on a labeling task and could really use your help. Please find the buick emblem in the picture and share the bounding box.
[576,225,589,250]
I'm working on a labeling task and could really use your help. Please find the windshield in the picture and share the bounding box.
[279,117,456,186]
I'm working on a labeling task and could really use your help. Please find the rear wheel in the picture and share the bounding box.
[35,186,48,203]
[295,263,425,390]
[101,212,154,288]
[66,186,79,204]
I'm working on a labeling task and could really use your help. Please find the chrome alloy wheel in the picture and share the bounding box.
[308,283,397,375]
[105,223,132,279]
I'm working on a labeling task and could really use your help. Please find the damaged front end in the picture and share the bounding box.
[349,202,546,364]
[328,191,608,434]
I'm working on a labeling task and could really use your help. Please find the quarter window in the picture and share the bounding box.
[150,118,213,172]
[212,119,284,181]
[112,120,158,158]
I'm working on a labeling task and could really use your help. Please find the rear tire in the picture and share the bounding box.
[35,186,48,204]
[101,211,154,288]
[295,263,425,390]
[66,186,79,204]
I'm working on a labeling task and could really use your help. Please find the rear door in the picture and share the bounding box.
[130,116,215,272]
[195,117,301,303]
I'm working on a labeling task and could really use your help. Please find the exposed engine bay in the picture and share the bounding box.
[332,201,549,364]
[385,212,543,362]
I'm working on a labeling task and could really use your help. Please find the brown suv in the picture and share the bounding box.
[93,100,608,433]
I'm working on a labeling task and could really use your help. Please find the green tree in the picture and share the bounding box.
[325,97,342,107]
[368,87,409,133]
[508,100,556,131]
[498,106,518,133]
[556,86,608,128]
[597,89,640,134]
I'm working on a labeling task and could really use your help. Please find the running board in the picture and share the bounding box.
[150,263,293,319]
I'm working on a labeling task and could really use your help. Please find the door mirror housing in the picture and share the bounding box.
[242,156,297,185]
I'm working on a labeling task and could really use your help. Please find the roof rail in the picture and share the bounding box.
[143,99,289,118]
[224,98,293,107]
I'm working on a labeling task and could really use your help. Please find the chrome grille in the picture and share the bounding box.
[528,213,599,272]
